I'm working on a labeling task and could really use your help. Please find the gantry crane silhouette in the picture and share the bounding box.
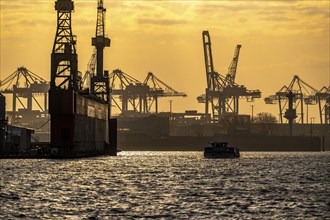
[264,75,323,124]
[0,67,49,127]
[143,72,187,113]
[108,70,186,115]
[197,30,261,122]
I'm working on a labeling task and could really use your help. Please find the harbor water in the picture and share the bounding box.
[1,152,330,219]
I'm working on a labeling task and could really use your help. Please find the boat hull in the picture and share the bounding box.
[204,152,240,158]
[204,142,240,159]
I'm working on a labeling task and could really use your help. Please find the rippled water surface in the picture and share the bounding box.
[1,152,330,219]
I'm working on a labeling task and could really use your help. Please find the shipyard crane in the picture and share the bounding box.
[316,86,330,124]
[49,0,115,157]
[197,31,261,122]
[264,75,318,124]
[51,0,79,91]
[90,0,111,102]
[0,67,49,128]
[143,72,187,113]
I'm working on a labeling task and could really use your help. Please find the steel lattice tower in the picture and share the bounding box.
[91,0,110,103]
[92,0,110,78]
[51,0,78,91]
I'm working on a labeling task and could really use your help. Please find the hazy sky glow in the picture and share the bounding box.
[0,0,329,121]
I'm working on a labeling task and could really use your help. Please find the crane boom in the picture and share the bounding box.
[82,49,96,88]
[143,72,187,97]
[226,45,241,86]
[202,31,215,91]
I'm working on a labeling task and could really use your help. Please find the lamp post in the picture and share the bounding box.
[251,105,254,122]
[310,117,315,137]
[169,100,173,114]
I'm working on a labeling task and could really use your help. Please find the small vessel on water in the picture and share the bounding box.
[204,142,240,158]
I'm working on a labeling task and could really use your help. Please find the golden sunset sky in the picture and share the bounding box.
[0,0,329,122]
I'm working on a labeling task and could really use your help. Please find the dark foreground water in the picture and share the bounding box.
[1,152,330,219]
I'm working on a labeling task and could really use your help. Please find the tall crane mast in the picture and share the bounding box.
[202,31,227,93]
[51,0,78,91]
[202,31,226,121]
[226,45,241,86]
[202,31,215,92]
[92,0,110,78]
[91,0,111,102]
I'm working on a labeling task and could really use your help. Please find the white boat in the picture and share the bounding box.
[204,142,240,158]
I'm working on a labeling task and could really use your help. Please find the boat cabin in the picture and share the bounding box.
[211,142,228,148]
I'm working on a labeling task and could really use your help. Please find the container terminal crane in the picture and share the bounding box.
[197,31,261,123]
[264,75,329,124]
[108,69,186,115]
[0,67,49,129]
[0,4,327,154]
